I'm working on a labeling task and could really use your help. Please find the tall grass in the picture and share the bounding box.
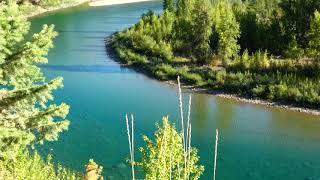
[125,114,135,180]
[213,129,219,180]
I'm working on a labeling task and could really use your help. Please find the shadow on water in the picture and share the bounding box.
[40,65,133,74]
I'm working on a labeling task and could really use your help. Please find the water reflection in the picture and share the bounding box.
[192,93,210,129]
[214,97,235,131]
[269,108,320,140]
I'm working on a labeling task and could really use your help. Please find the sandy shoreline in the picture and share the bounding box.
[89,0,155,7]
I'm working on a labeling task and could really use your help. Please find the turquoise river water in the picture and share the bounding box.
[30,1,320,179]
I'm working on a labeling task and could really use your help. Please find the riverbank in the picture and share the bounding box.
[89,0,155,7]
[106,36,320,116]
[149,79,320,116]
[25,0,89,18]
[185,85,320,116]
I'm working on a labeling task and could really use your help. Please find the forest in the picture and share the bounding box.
[1,0,320,179]
[110,0,320,109]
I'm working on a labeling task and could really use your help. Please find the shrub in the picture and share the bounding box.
[153,64,177,80]
[138,117,204,180]
[0,150,81,180]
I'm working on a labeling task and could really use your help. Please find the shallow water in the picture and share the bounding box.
[30,2,320,179]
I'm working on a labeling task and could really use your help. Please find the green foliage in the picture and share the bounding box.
[279,0,320,49]
[113,30,174,62]
[134,11,175,43]
[173,0,195,56]
[138,117,204,180]
[189,0,212,64]
[163,0,174,12]
[231,50,270,70]
[307,10,320,61]
[116,47,148,65]
[84,159,103,180]
[211,1,240,61]
[0,150,81,180]
[0,3,69,159]
[235,0,283,54]
[110,0,320,108]
[285,38,305,60]
[176,0,194,17]
[153,63,178,80]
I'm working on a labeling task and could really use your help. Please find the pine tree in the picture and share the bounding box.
[0,3,69,159]
[163,0,174,12]
[307,10,320,61]
[176,0,194,17]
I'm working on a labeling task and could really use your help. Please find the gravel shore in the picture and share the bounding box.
[164,80,320,116]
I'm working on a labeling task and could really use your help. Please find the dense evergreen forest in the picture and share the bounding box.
[110,0,320,109]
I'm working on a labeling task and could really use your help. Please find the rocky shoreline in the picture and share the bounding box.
[164,80,320,116]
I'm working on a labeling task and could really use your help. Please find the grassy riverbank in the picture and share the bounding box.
[108,0,320,114]
[107,36,320,115]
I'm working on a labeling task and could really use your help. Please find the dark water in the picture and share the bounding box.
[30,2,320,179]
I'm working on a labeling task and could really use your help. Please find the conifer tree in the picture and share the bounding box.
[0,3,69,159]
[163,0,174,12]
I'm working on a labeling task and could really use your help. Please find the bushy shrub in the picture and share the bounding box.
[114,31,174,62]
[134,10,175,43]
[138,117,204,180]
[0,150,81,180]
[115,46,148,65]
[152,63,177,80]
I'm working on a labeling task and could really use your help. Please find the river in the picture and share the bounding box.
[30,1,320,179]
